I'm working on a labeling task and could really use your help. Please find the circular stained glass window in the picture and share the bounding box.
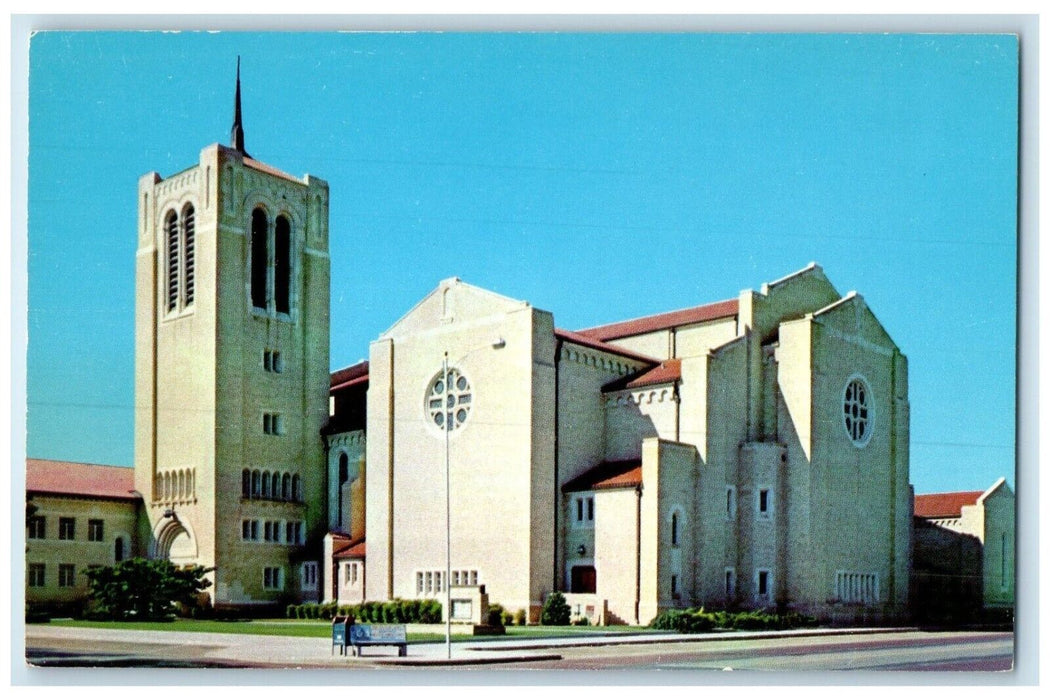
[427,367,472,432]
[843,376,872,447]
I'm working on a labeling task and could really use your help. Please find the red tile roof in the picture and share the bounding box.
[603,358,682,392]
[334,537,366,560]
[554,328,659,365]
[26,459,139,501]
[577,298,739,342]
[562,460,643,493]
[914,491,984,519]
[331,361,369,391]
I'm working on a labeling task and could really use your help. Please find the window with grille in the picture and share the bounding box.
[165,210,179,311]
[426,366,472,432]
[59,517,75,540]
[274,215,290,314]
[59,564,76,587]
[843,376,873,446]
[263,413,283,435]
[182,204,195,305]
[28,564,45,587]
[263,566,284,590]
[835,571,879,604]
[28,515,45,539]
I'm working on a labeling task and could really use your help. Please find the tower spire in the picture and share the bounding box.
[231,56,249,157]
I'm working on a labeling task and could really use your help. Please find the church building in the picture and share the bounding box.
[29,68,914,625]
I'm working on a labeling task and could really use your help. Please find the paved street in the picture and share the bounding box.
[23,625,1013,674]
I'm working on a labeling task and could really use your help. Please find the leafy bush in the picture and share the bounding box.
[487,603,506,627]
[83,558,213,621]
[514,608,527,626]
[290,598,442,624]
[540,591,571,626]
[571,616,590,626]
[649,607,816,633]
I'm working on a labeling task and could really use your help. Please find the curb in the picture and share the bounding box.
[373,653,564,667]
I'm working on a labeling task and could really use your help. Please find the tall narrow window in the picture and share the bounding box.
[182,204,195,305]
[671,512,679,546]
[165,210,179,311]
[251,208,268,309]
[114,537,125,562]
[274,215,290,314]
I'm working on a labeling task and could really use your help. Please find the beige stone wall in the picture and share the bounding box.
[366,280,551,616]
[25,495,140,605]
[136,145,330,607]
[802,297,910,620]
[603,385,678,461]
[592,488,636,622]
[327,430,366,533]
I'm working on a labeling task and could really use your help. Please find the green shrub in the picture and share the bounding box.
[571,616,590,626]
[487,603,506,627]
[514,608,527,626]
[540,591,571,626]
[83,558,213,621]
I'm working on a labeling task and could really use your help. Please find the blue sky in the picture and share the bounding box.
[25,31,1018,494]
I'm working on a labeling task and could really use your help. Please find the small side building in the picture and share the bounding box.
[25,459,144,614]
[911,478,1015,621]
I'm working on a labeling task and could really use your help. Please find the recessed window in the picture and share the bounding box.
[28,563,45,587]
[274,216,291,315]
[59,564,76,588]
[59,517,75,541]
[426,367,472,432]
[670,511,681,547]
[88,519,104,542]
[671,574,679,597]
[843,376,873,446]
[757,488,773,520]
[573,495,595,528]
[182,204,195,306]
[251,208,269,310]
[264,349,284,373]
[301,562,318,590]
[725,486,737,520]
[725,568,736,598]
[757,569,771,598]
[263,566,284,590]
[263,413,284,435]
[28,515,45,539]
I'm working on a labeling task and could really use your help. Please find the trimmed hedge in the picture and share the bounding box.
[286,599,442,623]
[649,607,816,633]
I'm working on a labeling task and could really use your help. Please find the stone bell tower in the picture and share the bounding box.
[134,60,331,607]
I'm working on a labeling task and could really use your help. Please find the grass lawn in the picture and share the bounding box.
[45,618,653,643]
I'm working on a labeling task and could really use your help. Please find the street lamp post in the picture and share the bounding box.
[443,351,452,661]
[439,338,505,661]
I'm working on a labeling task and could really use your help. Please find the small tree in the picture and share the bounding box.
[84,558,213,621]
[540,591,571,626]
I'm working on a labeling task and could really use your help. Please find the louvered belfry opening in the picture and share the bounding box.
[165,210,179,311]
[182,204,195,306]
[274,214,291,314]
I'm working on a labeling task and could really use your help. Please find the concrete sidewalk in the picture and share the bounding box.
[25,624,916,668]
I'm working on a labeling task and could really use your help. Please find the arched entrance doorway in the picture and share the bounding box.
[150,514,198,567]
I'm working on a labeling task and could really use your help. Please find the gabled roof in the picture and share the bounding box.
[603,358,681,392]
[562,460,643,493]
[554,328,659,365]
[576,298,738,342]
[333,537,366,560]
[914,490,984,519]
[26,459,139,501]
[331,360,369,391]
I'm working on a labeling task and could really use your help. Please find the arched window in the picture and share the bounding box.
[292,474,302,502]
[282,473,291,501]
[177,471,185,500]
[261,471,271,498]
[165,210,179,312]
[274,215,290,314]
[251,208,268,309]
[271,472,281,500]
[114,537,125,562]
[251,470,261,498]
[242,469,250,498]
[338,453,349,485]
[182,204,195,306]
